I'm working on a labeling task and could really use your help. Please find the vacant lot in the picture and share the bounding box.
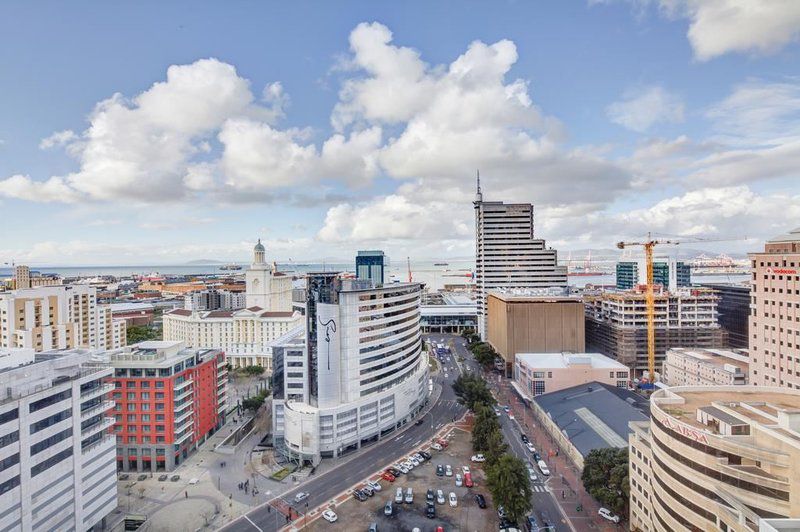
[305,427,498,531]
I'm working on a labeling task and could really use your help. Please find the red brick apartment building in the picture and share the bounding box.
[108,340,228,471]
[749,227,800,389]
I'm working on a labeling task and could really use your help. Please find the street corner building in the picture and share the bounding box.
[629,386,800,531]
[271,274,430,464]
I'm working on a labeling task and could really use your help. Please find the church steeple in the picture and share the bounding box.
[253,238,266,267]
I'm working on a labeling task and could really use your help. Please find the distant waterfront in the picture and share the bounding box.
[0,261,748,292]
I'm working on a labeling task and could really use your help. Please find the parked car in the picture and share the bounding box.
[520,433,529,444]
[170,475,180,482]
[540,511,554,530]
[527,466,538,482]
[395,487,404,504]
[404,487,413,504]
[353,490,367,502]
[118,474,130,481]
[367,480,382,492]
[414,452,424,462]
[321,510,337,523]
[188,478,199,485]
[420,451,432,460]
[368,523,378,532]
[426,502,436,518]
[396,463,409,474]
[464,472,474,488]
[475,493,487,508]
[408,456,420,467]
[497,506,508,520]
[382,471,396,482]
[431,443,443,451]
[533,451,541,462]
[455,473,463,487]
[294,492,309,503]
[502,405,510,412]
[526,442,536,453]
[415,418,424,426]
[509,413,515,420]
[437,438,449,448]
[598,507,621,523]
[471,454,486,462]
[448,492,458,507]
[388,467,402,477]
[157,474,168,481]
[524,514,542,532]
[426,488,435,502]
[537,460,550,476]
[462,465,470,474]
[436,489,445,504]
[445,464,453,476]
[362,485,374,497]
[436,464,444,476]
[384,501,393,516]
[494,408,501,417]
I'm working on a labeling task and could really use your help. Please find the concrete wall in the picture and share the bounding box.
[487,296,585,372]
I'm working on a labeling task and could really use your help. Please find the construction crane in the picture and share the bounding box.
[616,234,678,388]
[616,233,748,388]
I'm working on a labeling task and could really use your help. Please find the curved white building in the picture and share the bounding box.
[272,274,430,463]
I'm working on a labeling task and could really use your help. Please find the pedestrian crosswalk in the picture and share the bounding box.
[532,485,550,493]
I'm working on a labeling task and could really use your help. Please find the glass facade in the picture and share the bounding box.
[356,250,386,285]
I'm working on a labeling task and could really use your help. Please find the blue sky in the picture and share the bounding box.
[1,0,799,265]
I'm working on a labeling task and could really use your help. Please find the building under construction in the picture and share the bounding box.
[584,287,725,377]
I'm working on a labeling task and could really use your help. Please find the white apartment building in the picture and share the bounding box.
[272,275,430,464]
[473,177,567,338]
[0,285,125,352]
[184,289,247,311]
[662,348,749,386]
[163,241,299,370]
[0,348,117,531]
[95,305,127,350]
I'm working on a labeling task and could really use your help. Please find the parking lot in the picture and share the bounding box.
[303,426,499,531]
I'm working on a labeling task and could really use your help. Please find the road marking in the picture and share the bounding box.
[243,515,264,532]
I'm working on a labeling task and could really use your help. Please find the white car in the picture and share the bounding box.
[366,480,381,492]
[413,453,424,462]
[404,460,415,470]
[405,487,413,504]
[322,510,337,523]
[471,454,486,463]
[188,478,199,485]
[445,464,453,476]
[448,492,458,507]
[462,465,470,474]
[395,487,404,503]
[409,456,420,466]
[526,442,536,453]
[431,443,443,451]
[455,473,463,487]
[509,413,515,420]
[436,489,445,504]
[599,507,621,523]
[396,463,409,474]
[537,459,551,476]
[527,466,538,482]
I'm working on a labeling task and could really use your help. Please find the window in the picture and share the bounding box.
[30,409,71,433]
[31,427,72,455]
[142,414,150,422]
[141,392,150,400]
[126,381,136,388]
[127,414,136,422]
[31,448,72,477]
[30,390,71,413]
[128,436,137,444]
[126,392,135,400]
[533,381,546,395]
[156,425,165,432]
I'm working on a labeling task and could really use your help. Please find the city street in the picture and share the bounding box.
[223,341,467,532]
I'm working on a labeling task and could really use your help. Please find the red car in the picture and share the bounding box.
[464,472,474,488]
[382,471,396,482]
[437,439,449,448]
[436,527,444,532]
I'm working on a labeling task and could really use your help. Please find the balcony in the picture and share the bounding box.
[174,400,192,414]
[173,379,193,392]
[174,387,192,403]
[217,403,228,414]
[174,417,193,435]
[80,399,115,419]
[174,409,193,426]
[82,416,115,437]
[80,382,114,400]
[81,434,115,455]
[174,430,194,446]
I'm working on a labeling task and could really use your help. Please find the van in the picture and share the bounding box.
[405,487,413,504]
[395,487,404,503]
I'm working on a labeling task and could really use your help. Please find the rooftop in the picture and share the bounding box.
[517,352,628,370]
[767,227,800,244]
[534,382,649,457]
[668,348,749,373]
[109,302,154,312]
[488,287,577,302]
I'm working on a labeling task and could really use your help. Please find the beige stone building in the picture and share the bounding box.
[487,289,585,375]
[748,227,800,389]
[629,386,800,531]
[513,352,630,397]
[663,348,749,387]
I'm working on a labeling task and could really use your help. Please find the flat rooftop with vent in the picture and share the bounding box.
[513,352,631,398]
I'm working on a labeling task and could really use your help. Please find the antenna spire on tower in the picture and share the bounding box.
[476,169,481,194]
[474,169,483,204]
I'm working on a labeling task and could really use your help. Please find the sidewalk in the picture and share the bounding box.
[491,376,619,532]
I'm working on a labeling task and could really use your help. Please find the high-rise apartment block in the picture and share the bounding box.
[615,257,691,291]
[630,386,800,531]
[0,348,117,531]
[585,287,724,376]
[700,283,750,348]
[272,274,429,463]
[184,289,246,311]
[473,177,567,338]
[356,250,387,285]
[11,265,62,289]
[0,285,125,352]
[662,347,749,386]
[748,227,800,389]
[486,289,585,375]
[107,341,227,471]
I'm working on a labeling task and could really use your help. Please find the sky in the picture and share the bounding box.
[1,0,800,266]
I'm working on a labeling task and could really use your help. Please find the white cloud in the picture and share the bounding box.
[39,130,77,150]
[0,175,81,203]
[606,86,684,132]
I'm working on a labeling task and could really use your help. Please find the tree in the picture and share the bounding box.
[242,365,265,376]
[126,325,161,344]
[486,454,532,523]
[241,389,270,412]
[452,373,495,411]
[484,429,508,468]
[472,404,500,452]
[582,448,630,517]
[469,342,498,368]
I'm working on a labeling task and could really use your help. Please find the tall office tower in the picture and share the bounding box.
[356,250,387,285]
[272,274,429,464]
[0,285,124,351]
[473,173,567,339]
[615,257,691,291]
[700,283,750,348]
[245,239,293,310]
[108,341,227,471]
[0,347,117,531]
[13,265,30,289]
[749,227,800,388]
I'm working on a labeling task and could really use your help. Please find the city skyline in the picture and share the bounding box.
[1,1,799,265]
